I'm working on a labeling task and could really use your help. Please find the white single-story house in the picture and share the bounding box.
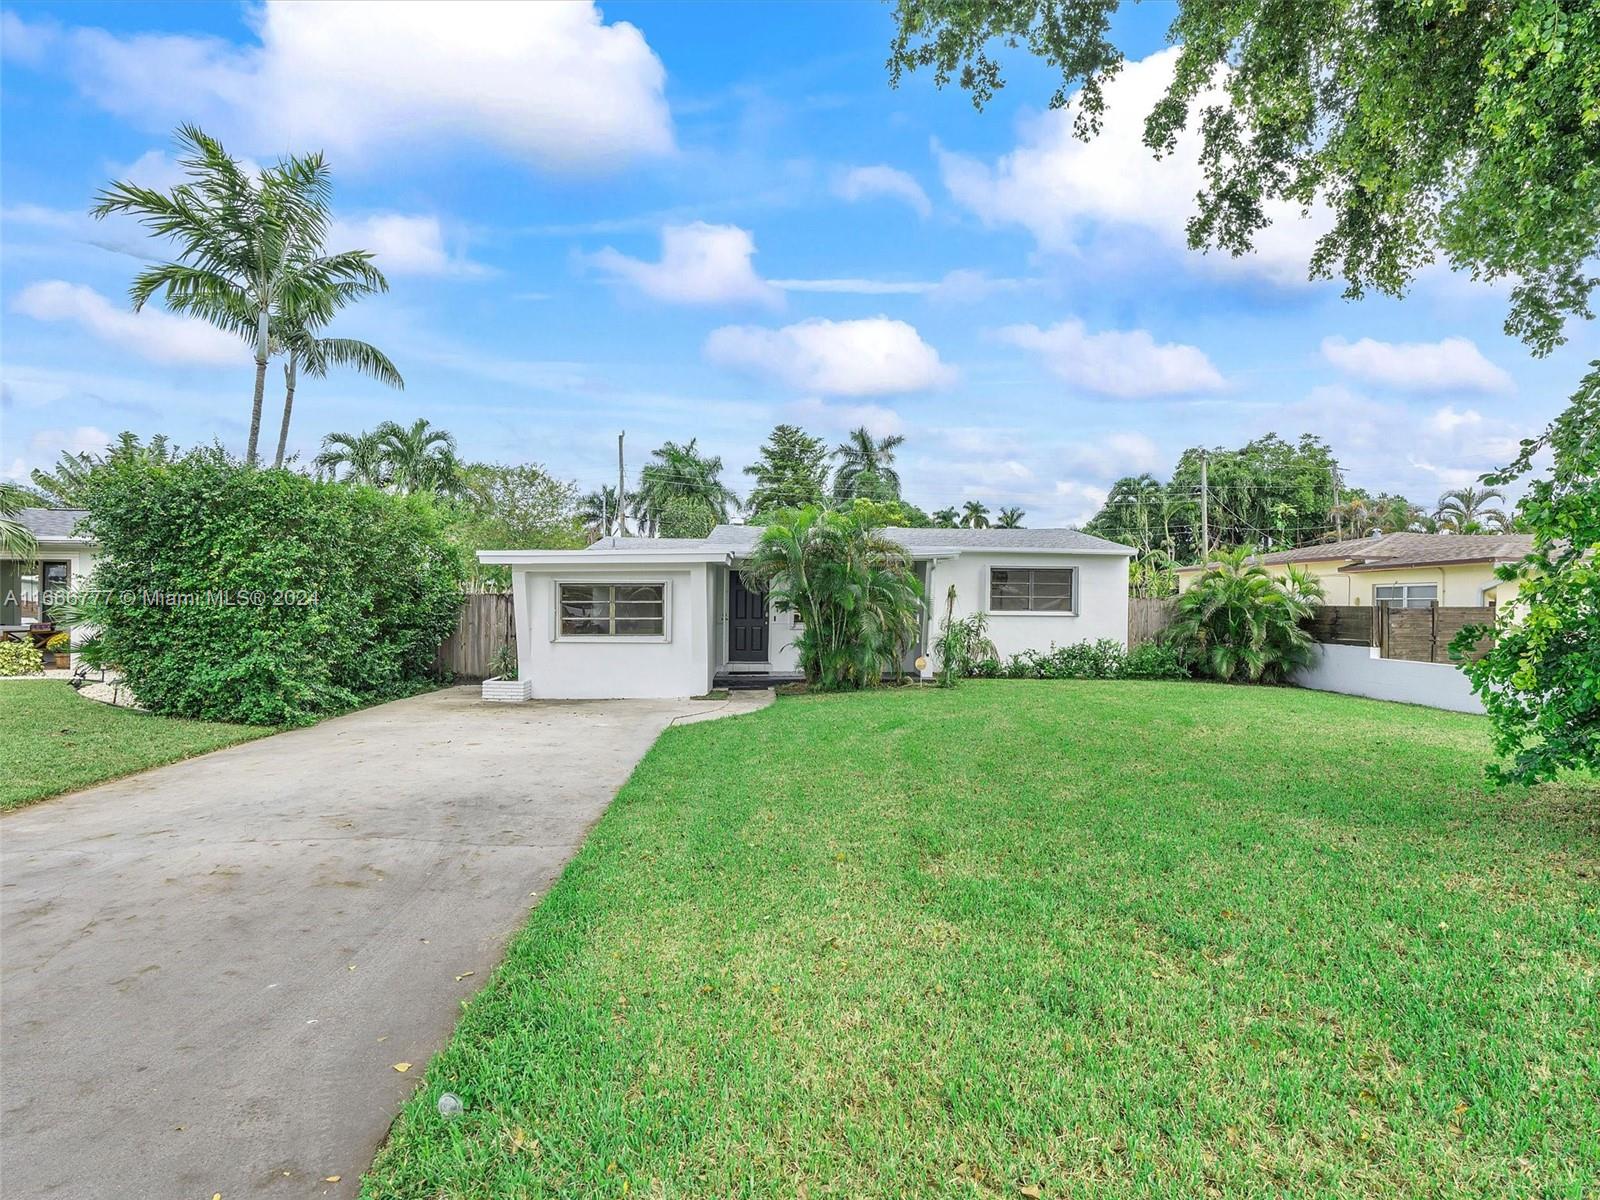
[478,524,1135,699]
[2,508,95,630]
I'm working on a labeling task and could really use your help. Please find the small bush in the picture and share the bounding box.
[0,640,44,676]
[1124,640,1189,680]
[45,632,71,653]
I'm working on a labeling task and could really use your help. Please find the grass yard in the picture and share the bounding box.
[366,681,1599,1199]
[0,681,271,810]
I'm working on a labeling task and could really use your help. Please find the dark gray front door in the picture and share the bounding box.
[728,572,768,662]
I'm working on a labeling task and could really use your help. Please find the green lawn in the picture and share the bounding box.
[366,681,1599,1199]
[0,681,271,810]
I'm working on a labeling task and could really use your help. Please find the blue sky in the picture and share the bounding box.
[1,1,1592,527]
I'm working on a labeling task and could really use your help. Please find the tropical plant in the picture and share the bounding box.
[744,424,830,518]
[656,495,719,539]
[577,485,629,541]
[635,439,738,533]
[933,587,999,686]
[377,419,461,497]
[741,505,923,690]
[932,506,960,528]
[92,125,388,465]
[442,463,583,589]
[0,482,37,559]
[1167,546,1323,683]
[831,427,905,503]
[272,305,402,469]
[1433,486,1512,534]
[313,428,390,488]
[960,500,991,529]
[0,639,44,677]
[1457,362,1600,785]
[996,506,1025,528]
[29,433,179,507]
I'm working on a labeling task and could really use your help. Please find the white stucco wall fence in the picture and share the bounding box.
[1294,643,1485,714]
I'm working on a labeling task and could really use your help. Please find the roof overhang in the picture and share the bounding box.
[477,548,735,567]
[1339,555,1506,573]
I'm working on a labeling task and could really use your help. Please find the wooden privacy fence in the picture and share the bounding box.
[1304,605,1374,647]
[1129,597,1176,646]
[1375,605,1495,664]
[434,591,514,680]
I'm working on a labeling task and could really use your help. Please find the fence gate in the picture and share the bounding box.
[434,592,515,680]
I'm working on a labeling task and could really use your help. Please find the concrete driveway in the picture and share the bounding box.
[1,686,766,1199]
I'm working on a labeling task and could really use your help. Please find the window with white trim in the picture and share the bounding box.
[1373,584,1437,609]
[558,582,665,637]
[989,567,1075,613]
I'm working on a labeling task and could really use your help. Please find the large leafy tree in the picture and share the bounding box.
[635,439,738,534]
[443,463,583,589]
[742,505,923,690]
[92,125,388,465]
[887,0,1599,356]
[744,424,830,518]
[831,427,906,502]
[1457,364,1600,784]
[1168,547,1323,683]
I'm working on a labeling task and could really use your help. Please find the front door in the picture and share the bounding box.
[728,572,768,663]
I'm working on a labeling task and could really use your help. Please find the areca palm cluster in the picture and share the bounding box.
[1433,486,1512,534]
[1168,547,1323,683]
[314,419,460,496]
[93,125,395,466]
[741,505,923,690]
[634,440,737,535]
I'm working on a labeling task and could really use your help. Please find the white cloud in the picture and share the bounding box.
[788,398,904,438]
[937,47,1329,286]
[834,165,932,217]
[1053,480,1111,525]
[704,317,954,396]
[769,269,1033,302]
[998,318,1225,398]
[1320,335,1514,394]
[330,213,488,278]
[591,222,781,307]
[1064,431,1163,477]
[4,426,114,483]
[11,281,241,365]
[39,2,672,172]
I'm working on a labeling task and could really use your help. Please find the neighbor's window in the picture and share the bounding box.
[558,582,666,637]
[989,567,1074,613]
[1373,584,1438,609]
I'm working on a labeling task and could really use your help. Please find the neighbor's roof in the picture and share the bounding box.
[14,507,90,541]
[480,523,1133,565]
[1175,531,1533,573]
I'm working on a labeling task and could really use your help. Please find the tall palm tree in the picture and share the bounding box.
[960,500,991,529]
[272,300,403,469]
[577,485,628,541]
[377,419,460,496]
[996,506,1025,528]
[1434,485,1512,533]
[831,427,905,502]
[0,482,37,559]
[932,506,960,528]
[92,125,387,465]
[635,439,738,534]
[314,429,390,487]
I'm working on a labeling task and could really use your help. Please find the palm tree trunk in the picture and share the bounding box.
[246,306,270,466]
[274,353,298,469]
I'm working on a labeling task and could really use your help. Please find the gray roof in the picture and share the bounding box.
[1177,531,1535,572]
[16,508,90,540]
[593,524,1133,556]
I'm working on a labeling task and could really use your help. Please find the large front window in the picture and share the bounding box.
[989,567,1074,613]
[1373,584,1437,609]
[558,582,666,637]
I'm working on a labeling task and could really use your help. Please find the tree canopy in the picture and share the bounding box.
[744,424,831,518]
[888,0,1600,355]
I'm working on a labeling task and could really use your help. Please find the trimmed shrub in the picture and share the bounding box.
[79,448,464,725]
[1123,640,1190,680]
[0,640,43,676]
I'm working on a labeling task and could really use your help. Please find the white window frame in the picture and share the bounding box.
[551,578,671,643]
[1373,583,1438,610]
[984,564,1079,617]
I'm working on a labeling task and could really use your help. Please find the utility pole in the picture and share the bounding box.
[615,431,626,543]
[1199,450,1209,559]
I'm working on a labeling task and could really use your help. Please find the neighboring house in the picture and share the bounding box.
[479,524,1134,699]
[1173,532,1534,608]
[1,508,94,629]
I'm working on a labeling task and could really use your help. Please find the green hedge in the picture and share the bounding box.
[80,449,464,725]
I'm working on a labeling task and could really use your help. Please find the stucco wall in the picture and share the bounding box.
[513,563,715,699]
[928,552,1131,659]
[1295,643,1485,714]
[1179,558,1509,607]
